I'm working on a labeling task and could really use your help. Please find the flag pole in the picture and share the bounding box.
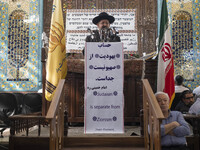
[41,47,50,116]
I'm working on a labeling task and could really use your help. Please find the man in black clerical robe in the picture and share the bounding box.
[83,12,121,55]
[85,12,120,42]
[86,12,121,42]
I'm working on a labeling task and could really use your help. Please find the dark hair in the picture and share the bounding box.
[175,75,184,85]
[181,90,193,99]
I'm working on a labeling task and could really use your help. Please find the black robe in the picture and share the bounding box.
[85,30,121,42]
[83,30,121,55]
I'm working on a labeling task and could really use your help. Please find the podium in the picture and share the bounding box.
[64,58,157,123]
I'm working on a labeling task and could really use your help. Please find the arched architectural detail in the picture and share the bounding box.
[172,10,193,79]
[7,10,29,81]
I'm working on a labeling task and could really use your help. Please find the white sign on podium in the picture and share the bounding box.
[85,42,124,134]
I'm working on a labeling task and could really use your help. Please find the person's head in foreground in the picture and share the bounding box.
[155,91,169,114]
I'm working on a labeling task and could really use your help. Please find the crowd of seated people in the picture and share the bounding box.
[156,75,200,149]
[155,92,190,150]
[171,75,200,115]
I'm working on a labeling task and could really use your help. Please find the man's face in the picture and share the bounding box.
[97,19,110,29]
[156,94,169,112]
[183,93,194,105]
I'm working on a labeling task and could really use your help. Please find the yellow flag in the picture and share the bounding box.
[45,0,67,101]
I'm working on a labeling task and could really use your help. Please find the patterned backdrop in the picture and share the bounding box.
[0,0,43,91]
[166,0,200,90]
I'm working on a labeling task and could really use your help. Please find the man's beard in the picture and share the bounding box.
[102,26,108,29]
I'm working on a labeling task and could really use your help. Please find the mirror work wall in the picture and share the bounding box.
[163,0,200,90]
[0,0,43,91]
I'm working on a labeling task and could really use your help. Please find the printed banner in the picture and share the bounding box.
[66,9,138,53]
[85,42,124,134]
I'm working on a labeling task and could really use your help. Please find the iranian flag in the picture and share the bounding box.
[157,0,175,107]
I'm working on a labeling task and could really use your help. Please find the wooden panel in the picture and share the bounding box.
[125,0,138,9]
[124,77,136,119]
[144,59,157,93]
[9,136,49,150]
[76,0,83,9]
[135,79,143,114]
[102,0,118,9]
[137,0,144,26]
[137,26,143,57]
[186,136,200,150]
[118,0,125,9]
[75,74,84,117]
[142,0,157,55]
[64,73,72,118]
[83,0,97,9]
[64,137,145,147]
[8,135,199,150]
[143,28,157,55]
[144,0,157,24]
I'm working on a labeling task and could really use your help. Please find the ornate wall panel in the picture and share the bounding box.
[144,0,156,24]
[0,0,43,91]
[76,0,83,9]
[125,0,138,9]
[167,0,200,89]
[172,11,193,79]
[83,0,96,9]
[137,0,144,26]
[44,0,76,37]
[118,0,125,9]
[76,77,84,117]
[144,28,157,55]
[137,26,143,57]
[7,10,29,81]
[139,0,157,56]
[102,0,117,9]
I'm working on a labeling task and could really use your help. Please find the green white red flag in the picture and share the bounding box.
[157,0,175,107]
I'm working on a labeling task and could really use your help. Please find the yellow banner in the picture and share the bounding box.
[45,0,67,101]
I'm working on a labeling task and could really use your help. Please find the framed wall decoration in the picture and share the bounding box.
[0,0,43,91]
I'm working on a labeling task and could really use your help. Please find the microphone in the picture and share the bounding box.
[113,27,119,35]
[100,27,119,42]
[87,28,94,39]
[100,27,112,42]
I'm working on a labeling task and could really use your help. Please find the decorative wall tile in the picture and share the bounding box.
[0,0,43,91]
[167,0,200,89]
